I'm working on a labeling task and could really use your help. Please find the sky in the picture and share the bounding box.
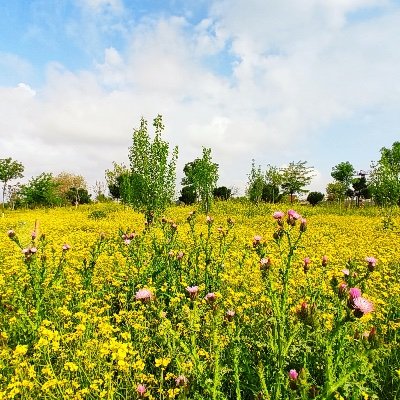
[1,0,400,197]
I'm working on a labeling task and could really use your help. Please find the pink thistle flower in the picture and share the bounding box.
[287,209,301,226]
[273,211,285,220]
[176,251,184,260]
[185,286,199,300]
[175,375,188,387]
[303,257,311,273]
[62,244,70,251]
[253,235,262,247]
[260,257,272,271]
[124,239,131,245]
[366,256,377,272]
[206,215,213,224]
[287,210,301,220]
[31,231,37,240]
[7,230,16,238]
[289,369,298,380]
[342,268,350,276]
[205,292,217,303]
[225,310,235,322]
[136,384,146,396]
[288,368,299,390]
[135,288,154,303]
[338,282,348,297]
[353,296,374,318]
[322,255,328,267]
[299,218,307,232]
[349,287,362,299]
[30,247,37,254]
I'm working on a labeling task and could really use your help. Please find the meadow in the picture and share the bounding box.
[0,202,399,399]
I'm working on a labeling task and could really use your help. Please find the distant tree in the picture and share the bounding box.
[307,191,324,206]
[265,164,282,203]
[105,162,130,201]
[0,158,24,212]
[330,161,355,203]
[128,115,178,221]
[213,186,231,200]
[246,160,265,203]
[53,172,88,206]
[65,187,91,205]
[93,181,108,202]
[20,173,61,208]
[370,142,400,206]
[184,148,219,213]
[262,184,282,203]
[326,182,345,202]
[352,174,371,206]
[281,161,315,204]
[179,185,196,205]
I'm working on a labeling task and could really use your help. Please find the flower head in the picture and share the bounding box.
[299,218,307,232]
[62,244,71,251]
[366,256,377,272]
[322,255,328,267]
[273,211,285,220]
[136,384,146,396]
[225,310,235,322]
[205,292,217,303]
[353,296,374,318]
[135,288,154,303]
[185,286,199,300]
[175,375,188,387]
[260,257,272,271]
[349,287,361,299]
[289,369,298,380]
[7,230,16,239]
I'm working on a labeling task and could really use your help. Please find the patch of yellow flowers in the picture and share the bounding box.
[0,202,398,399]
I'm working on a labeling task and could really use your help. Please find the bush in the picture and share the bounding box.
[307,191,324,206]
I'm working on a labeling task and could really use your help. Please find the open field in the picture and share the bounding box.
[0,202,399,399]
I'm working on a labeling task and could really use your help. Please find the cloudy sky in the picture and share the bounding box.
[1,0,400,196]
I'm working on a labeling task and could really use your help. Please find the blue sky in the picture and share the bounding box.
[1,0,400,195]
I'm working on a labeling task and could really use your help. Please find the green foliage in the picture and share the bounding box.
[213,186,232,200]
[370,142,400,207]
[281,161,315,203]
[265,164,282,203]
[179,185,196,205]
[0,157,24,211]
[105,162,130,200]
[127,115,178,219]
[20,173,61,208]
[65,187,91,205]
[246,160,265,203]
[331,162,355,187]
[307,191,324,206]
[182,148,219,213]
[88,209,107,220]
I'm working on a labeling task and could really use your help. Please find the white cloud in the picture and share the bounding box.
[1,1,399,196]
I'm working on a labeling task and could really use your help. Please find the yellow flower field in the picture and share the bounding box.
[0,202,399,399]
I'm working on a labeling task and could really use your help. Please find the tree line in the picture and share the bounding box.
[1,115,400,214]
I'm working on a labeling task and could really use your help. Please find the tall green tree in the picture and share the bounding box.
[183,148,219,213]
[370,142,400,206]
[0,158,24,212]
[330,161,356,203]
[264,164,282,203]
[246,160,265,203]
[281,161,314,203]
[128,115,178,221]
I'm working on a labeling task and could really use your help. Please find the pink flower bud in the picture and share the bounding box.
[322,255,328,267]
[136,384,146,396]
[289,369,298,380]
